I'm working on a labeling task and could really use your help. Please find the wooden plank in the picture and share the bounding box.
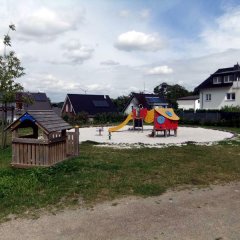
[33,144,35,164]
[46,145,49,166]
[28,144,32,165]
[39,145,43,165]
[24,144,28,165]
[35,144,39,166]
[74,128,80,156]
[13,138,49,144]
[19,144,23,165]
[12,143,17,164]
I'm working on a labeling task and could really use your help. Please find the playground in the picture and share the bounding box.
[79,107,233,147]
[79,126,233,147]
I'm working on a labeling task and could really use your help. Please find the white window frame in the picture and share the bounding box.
[206,93,211,101]
[213,76,221,84]
[224,75,233,83]
[225,92,235,101]
[66,103,69,112]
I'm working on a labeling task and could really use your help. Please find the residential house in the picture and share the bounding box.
[177,95,200,111]
[123,93,168,115]
[195,63,240,109]
[15,92,51,117]
[61,94,118,118]
[1,92,51,122]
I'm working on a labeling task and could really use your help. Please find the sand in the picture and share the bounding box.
[78,126,234,147]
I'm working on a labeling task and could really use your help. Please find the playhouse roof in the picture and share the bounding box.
[155,108,180,121]
[6,110,72,134]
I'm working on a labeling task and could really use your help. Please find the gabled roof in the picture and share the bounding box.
[6,110,72,134]
[16,92,52,110]
[123,93,168,112]
[195,63,240,91]
[177,95,199,101]
[66,94,118,115]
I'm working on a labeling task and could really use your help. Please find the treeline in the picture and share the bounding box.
[63,112,125,126]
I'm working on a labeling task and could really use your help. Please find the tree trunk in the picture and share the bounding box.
[1,103,8,149]
[3,103,8,148]
[1,104,5,149]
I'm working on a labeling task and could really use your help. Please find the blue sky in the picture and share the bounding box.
[1,0,240,101]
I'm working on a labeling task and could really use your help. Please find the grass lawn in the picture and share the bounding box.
[0,127,240,221]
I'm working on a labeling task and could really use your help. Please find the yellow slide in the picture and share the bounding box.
[108,113,133,132]
[144,109,154,123]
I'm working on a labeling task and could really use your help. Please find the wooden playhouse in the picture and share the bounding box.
[6,110,79,168]
[153,108,179,137]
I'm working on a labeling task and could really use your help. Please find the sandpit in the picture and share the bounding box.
[78,126,234,148]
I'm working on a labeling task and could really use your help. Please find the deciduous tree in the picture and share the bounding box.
[0,24,25,148]
[154,82,192,109]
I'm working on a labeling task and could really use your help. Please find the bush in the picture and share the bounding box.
[74,111,89,125]
[221,105,240,112]
[93,112,125,124]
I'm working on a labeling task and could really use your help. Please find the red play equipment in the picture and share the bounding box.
[131,106,180,137]
[131,105,147,130]
[108,105,180,138]
[152,108,179,137]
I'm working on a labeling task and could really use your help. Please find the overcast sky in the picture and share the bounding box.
[1,0,240,102]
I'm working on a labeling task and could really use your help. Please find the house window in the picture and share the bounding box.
[213,76,221,84]
[224,75,233,83]
[226,92,235,101]
[206,93,211,101]
[66,104,69,112]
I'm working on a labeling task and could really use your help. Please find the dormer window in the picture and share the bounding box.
[224,75,233,83]
[226,92,235,101]
[213,76,221,84]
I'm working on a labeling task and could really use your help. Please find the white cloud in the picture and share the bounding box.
[201,7,240,51]
[23,74,79,93]
[139,9,150,19]
[119,10,131,18]
[62,40,94,64]
[147,65,173,75]
[100,60,120,66]
[115,31,164,51]
[17,7,83,41]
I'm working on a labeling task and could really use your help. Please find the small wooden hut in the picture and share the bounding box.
[5,110,79,168]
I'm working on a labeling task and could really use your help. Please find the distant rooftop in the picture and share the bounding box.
[178,95,199,100]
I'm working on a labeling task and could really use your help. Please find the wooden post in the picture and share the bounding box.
[12,129,18,139]
[74,126,80,156]
[174,129,177,137]
[164,130,167,137]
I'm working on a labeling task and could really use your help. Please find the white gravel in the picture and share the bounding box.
[79,126,234,148]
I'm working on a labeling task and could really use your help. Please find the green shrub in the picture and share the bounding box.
[221,105,240,112]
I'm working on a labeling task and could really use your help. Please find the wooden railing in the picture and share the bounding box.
[11,128,79,168]
[12,138,67,167]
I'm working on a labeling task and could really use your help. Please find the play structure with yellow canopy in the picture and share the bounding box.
[108,107,180,137]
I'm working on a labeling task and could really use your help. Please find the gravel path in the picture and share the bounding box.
[1,183,240,240]
[79,126,233,147]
